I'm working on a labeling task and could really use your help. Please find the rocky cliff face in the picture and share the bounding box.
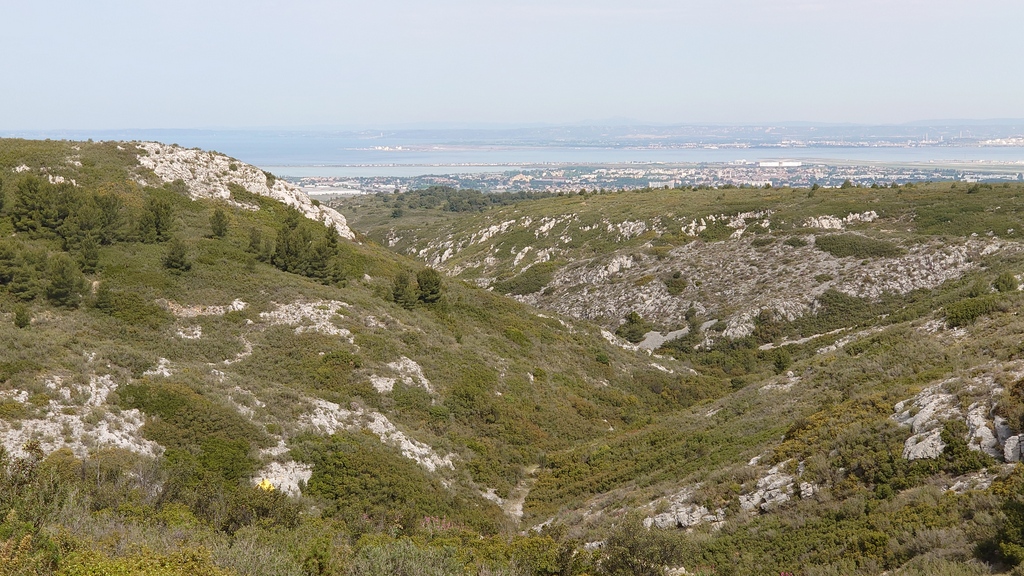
[137,142,354,240]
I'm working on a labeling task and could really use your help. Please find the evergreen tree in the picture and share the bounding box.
[247,227,262,253]
[9,176,65,237]
[163,238,191,273]
[273,226,309,275]
[0,240,19,285]
[392,271,418,310]
[13,304,30,328]
[306,227,340,281]
[94,193,126,244]
[139,196,174,243]
[78,235,100,274]
[93,281,113,314]
[210,208,228,238]
[45,253,86,308]
[416,268,443,304]
[8,250,43,302]
[247,227,272,262]
[58,195,102,251]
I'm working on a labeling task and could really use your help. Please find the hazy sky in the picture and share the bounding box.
[2,0,1022,129]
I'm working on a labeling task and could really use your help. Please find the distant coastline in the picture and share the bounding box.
[4,126,1023,178]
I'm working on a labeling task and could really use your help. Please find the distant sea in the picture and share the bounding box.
[262,145,1024,178]
[6,129,1024,177]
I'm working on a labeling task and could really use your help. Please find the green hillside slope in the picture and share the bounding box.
[337,182,1024,575]
[0,139,694,575]
[5,140,1024,575]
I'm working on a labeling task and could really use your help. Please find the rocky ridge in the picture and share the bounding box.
[137,142,354,240]
[384,206,1013,343]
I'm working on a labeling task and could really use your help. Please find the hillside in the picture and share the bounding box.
[0,139,693,575]
[337,182,1024,574]
[4,140,1024,575]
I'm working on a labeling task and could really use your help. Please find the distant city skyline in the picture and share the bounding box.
[2,0,1022,130]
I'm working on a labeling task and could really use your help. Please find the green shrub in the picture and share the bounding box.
[116,380,266,483]
[600,513,680,576]
[815,234,904,258]
[615,311,650,344]
[945,295,1006,327]
[663,271,688,295]
[995,272,1019,293]
[492,262,558,296]
[940,419,994,475]
[347,539,463,576]
[290,433,501,534]
[783,236,807,248]
[227,182,259,204]
[794,289,878,334]
[262,170,276,188]
[698,220,732,242]
[13,304,29,328]
[57,548,231,576]
[93,284,172,328]
[45,253,86,308]
[163,238,192,273]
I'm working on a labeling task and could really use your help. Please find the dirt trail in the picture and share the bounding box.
[504,465,539,520]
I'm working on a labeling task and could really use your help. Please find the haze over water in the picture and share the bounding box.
[10,128,1024,178]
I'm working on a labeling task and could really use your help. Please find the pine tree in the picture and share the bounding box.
[0,240,19,285]
[416,268,443,304]
[46,253,86,308]
[163,238,191,273]
[78,235,100,274]
[8,260,40,302]
[210,208,228,238]
[392,271,418,310]
[139,196,174,243]
[13,304,30,328]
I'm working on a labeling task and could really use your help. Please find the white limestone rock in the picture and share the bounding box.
[903,429,945,460]
[799,482,816,499]
[1005,435,1022,463]
[137,142,354,240]
[259,300,353,343]
[739,462,794,513]
[253,461,312,496]
[143,358,173,378]
[644,486,726,530]
[159,298,247,318]
[967,403,1003,459]
[1,374,160,458]
[301,399,453,472]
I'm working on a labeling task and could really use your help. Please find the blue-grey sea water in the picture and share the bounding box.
[6,129,1023,177]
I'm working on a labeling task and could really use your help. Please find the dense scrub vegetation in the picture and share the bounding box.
[382,186,556,214]
[6,140,1024,574]
[0,139,712,574]
[814,233,905,259]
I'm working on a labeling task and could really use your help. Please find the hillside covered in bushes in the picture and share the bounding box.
[4,138,1024,574]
